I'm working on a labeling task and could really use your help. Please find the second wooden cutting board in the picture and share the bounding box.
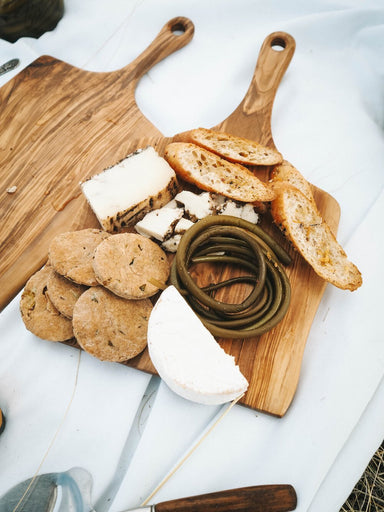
[0,18,340,416]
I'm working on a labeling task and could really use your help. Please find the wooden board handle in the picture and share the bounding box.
[218,31,295,147]
[128,16,194,85]
[155,484,297,512]
[243,32,295,116]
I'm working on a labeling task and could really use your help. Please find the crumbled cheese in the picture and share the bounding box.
[161,235,181,253]
[174,190,214,221]
[147,285,248,404]
[217,199,244,217]
[134,189,259,253]
[174,217,194,234]
[135,207,184,241]
[6,185,17,194]
[212,194,259,224]
[239,203,259,223]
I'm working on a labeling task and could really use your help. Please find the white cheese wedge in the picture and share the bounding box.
[174,217,194,234]
[174,190,214,221]
[81,147,179,232]
[147,285,248,405]
[161,217,195,252]
[135,207,184,241]
[161,234,181,253]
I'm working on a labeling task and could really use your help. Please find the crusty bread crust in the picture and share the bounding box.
[271,183,362,291]
[270,160,316,205]
[174,127,283,166]
[164,142,276,203]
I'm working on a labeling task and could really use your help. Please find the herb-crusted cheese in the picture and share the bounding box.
[81,147,179,232]
[174,190,214,221]
[135,207,184,241]
[147,285,249,404]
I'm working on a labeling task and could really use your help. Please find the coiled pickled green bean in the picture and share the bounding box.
[170,215,292,339]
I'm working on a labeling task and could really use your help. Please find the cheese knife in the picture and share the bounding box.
[0,469,296,512]
[118,484,297,512]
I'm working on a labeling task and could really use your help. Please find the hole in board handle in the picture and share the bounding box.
[171,21,186,36]
[271,37,286,52]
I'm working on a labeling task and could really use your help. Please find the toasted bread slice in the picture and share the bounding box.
[164,142,276,203]
[270,160,316,205]
[174,127,283,166]
[271,184,362,291]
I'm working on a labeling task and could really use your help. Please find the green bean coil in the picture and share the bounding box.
[170,215,292,339]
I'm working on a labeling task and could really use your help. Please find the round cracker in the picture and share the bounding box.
[93,233,170,299]
[47,268,88,319]
[72,286,152,362]
[48,228,110,286]
[20,266,74,341]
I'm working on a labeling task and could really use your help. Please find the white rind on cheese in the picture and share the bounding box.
[81,147,179,232]
[135,207,184,241]
[147,285,249,405]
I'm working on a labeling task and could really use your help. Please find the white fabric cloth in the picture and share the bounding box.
[1,1,384,511]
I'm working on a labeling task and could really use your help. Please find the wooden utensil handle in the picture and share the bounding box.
[155,484,297,512]
[128,16,194,85]
[243,31,295,116]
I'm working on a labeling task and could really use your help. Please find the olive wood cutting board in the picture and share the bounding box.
[0,18,340,417]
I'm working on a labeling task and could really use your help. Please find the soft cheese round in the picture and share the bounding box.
[147,285,248,405]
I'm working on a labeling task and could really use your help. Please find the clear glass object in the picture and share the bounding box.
[0,467,94,512]
[0,0,64,43]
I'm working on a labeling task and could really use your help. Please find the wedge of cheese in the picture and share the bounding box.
[135,206,184,241]
[81,146,179,232]
[147,286,248,405]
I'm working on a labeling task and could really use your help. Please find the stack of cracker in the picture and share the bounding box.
[20,228,170,363]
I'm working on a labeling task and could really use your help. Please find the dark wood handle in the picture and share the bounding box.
[155,484,297,512]
[127,16,194,84]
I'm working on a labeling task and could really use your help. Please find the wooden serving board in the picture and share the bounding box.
[0,18,340,416]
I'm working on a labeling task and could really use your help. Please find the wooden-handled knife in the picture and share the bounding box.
[119,484,297,512]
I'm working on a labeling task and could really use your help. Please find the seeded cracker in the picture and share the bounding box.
[93,233,170,299]
[20,266,74,341]
[46,268,88,319]
[72,286,152,362]
[48,228,110,286]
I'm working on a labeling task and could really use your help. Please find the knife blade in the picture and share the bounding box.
[0,58,20,76]
[119,484,297,512]
[94,375,161,512]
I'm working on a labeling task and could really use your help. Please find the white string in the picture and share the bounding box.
[140,393,244,507]
[12,349,82,512]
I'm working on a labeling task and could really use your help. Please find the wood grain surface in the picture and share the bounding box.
[0,20,340,416]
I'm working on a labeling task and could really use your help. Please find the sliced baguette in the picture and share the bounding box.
[164,142,276,203]
[174,127,283,166]
[271,183,362,291]
[270,160,316,205]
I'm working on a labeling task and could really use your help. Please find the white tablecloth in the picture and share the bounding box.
[1,1,384,511]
